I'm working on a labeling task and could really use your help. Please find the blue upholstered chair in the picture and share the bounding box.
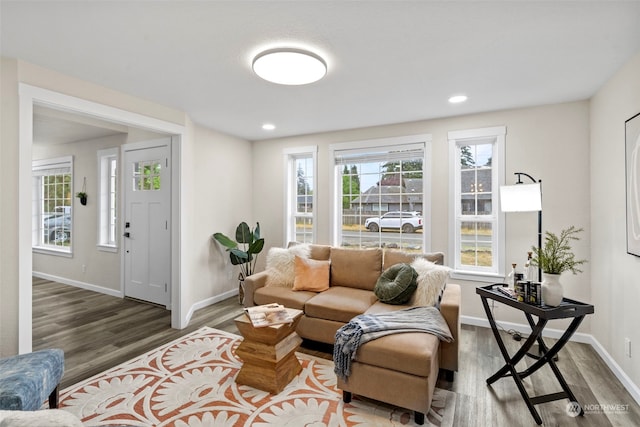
[0,349,64,411]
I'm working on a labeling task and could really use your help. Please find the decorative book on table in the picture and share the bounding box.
[244,303,293,327]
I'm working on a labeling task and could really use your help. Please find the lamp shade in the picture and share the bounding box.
[500,183,542,212]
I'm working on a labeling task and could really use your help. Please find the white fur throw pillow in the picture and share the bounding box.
[409,257,451,307]
[265,244,311,288]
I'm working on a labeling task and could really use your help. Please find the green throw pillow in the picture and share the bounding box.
[374,263,418,305]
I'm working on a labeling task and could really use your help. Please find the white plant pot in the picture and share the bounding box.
[542,273,563,306]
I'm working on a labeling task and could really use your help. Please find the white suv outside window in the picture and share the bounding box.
[364,211,423,233]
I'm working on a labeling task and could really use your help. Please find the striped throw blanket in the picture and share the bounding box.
[333,306,454,381]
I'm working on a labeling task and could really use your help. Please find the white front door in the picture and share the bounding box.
[123,139,171,307]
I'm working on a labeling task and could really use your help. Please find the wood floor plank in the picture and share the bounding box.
[32,278,640,426]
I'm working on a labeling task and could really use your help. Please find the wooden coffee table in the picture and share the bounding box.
[234,308,303,394]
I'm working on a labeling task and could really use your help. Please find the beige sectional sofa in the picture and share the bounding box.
[243,244,461,425]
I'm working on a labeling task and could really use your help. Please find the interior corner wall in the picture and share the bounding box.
[0,57,20,356]
[183,122,253,315]
[252,100,591,331]
[590,51,640,389]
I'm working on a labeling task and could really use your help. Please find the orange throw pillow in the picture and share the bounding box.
[293,256,330,292]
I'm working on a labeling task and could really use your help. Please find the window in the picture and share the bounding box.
[98,148,118,250]
[284,146,317,244]
[133,159,162,191]
[448,126,505,279]
[330,135,432,252]
[32,156,73,254]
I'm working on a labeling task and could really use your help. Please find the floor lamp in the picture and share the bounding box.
[500,172,543,281]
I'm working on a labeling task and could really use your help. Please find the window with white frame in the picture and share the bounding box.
[330,135,431,252]
[448,126,505,278]
[284,146,317,244]
[98,148,118,250]
[32,156,73,254]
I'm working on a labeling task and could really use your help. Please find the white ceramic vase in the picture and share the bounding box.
[542,273,563,306]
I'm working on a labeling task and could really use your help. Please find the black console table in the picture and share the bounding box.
[476,284,594,425]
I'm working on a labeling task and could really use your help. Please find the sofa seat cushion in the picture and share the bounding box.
[254,286,316,310]
[364,301,413,314]
[354,332,439,377]
[304,286,378,323]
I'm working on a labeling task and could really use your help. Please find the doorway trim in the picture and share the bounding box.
[18,84,186,353]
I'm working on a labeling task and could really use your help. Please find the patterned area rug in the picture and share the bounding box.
[60,327,455,426]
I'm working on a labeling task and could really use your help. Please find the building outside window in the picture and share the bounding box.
[285,146,317,244]
[448,126,505,279]
[32,156,73,254]
[330,135,431,252]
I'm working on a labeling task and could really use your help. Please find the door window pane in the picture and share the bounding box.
[133,160,161,191]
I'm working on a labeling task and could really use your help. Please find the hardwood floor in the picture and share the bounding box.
[33,278,640,426]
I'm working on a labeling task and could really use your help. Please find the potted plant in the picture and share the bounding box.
[213,222,265,304]
[531,226,587,306]
[76,191,88,206]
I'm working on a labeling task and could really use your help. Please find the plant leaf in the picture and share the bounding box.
[248,238,265,255]
[235,222,252,244]
[212,233,237,250]
[230,249,249,265]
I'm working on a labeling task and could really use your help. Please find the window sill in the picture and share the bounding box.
[32,247,73,257]
[450,270,504,284]
[97,244,118,253]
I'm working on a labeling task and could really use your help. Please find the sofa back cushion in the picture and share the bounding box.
[383,249,444,270]
[309,244,332,261]
[330,247,382,291]
[287,242,331,261]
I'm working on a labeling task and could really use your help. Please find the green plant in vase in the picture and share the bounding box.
[530,226,587,306]
[531,226,586,275]
[213,222,265,304]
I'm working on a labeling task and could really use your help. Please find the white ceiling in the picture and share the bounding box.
[2,1,640,142]
[32,106,128,145]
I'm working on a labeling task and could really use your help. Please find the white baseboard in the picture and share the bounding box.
[33,271,122,298]
[461,315,640,406]
[184,288,239,326]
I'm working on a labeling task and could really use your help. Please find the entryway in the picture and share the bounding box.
[19,84,187,354]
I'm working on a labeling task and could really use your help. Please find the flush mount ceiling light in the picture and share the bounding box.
[262,123,276,131]
[448,95,468,104]
[253,48,327,85]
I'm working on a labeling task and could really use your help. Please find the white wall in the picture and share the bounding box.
[252,101,592,330]
[32,134,126,293]
[590,51,640,389]
[182,122,254,318]
[0,57,20,357]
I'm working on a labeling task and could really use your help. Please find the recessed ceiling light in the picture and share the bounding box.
[448,95,468,104]
[253,48,327,85]
[262,123,276,131]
